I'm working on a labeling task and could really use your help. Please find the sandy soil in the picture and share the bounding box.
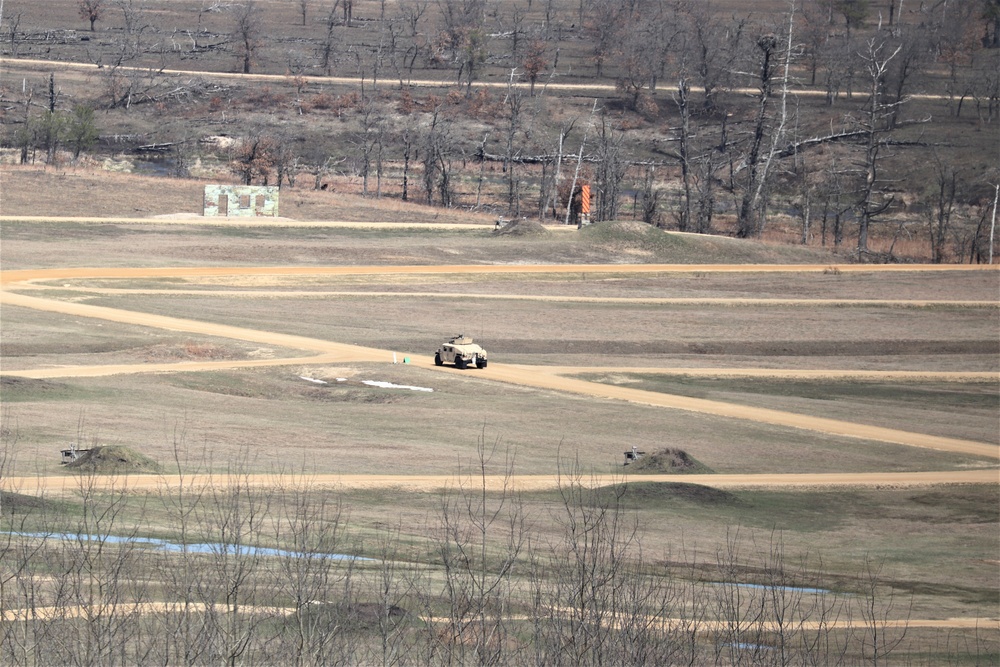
[3,470,996,496]
[4,263,996,288]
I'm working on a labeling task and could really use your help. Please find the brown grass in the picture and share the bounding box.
[0,166,498,225]
[3,0,997,266]
[1,156,998,634]
[3,222,996,479]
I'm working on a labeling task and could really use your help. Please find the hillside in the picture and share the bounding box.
[0,166,858,268]
[1,0,998,262]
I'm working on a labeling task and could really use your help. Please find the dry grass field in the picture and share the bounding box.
[0,1,999,661]
[1,173,999,662]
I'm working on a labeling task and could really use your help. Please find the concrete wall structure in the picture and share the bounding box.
[204,185,279,217]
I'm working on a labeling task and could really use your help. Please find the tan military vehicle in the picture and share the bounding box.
[434,334,488,369]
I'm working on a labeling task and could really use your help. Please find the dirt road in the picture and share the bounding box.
[3,263,996,287]
[6,357,992,385]
[7,602,992,632]
[0,214,534,230]
[2,264,998,470]
[3,470,996,496]
[8,282,997,309]
[0,57,963,102]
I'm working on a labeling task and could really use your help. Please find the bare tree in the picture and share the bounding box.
[521,39,547,97]
[78,0,105,31]
[592,112,627,222]
[836,0,870,36]
[857,555,911,665]
[231,132,282,185]
[498,3,526,66]
[968,40,1000,124]
[458,27,488,96]
[801,0,835,86]
[613,15,660,114]
[854,33,903,256]
[274,475,352,666]
[926,158,960,263]
[968,196,995,263]
[737,6,798,239]
[5,11,22,57]
[272,138,299,188]
[565,99,598,226]
[231,1,263,74]
[539,120,574,221]
[933,2,984,117]
[549,459,641,665]
[736,32,782,238]
[421,106,454,207]
[611,1,681,114]
[115,0,148,50]
[712,529,771,666]
[501,69,524,215]
[396,0,429,77]
[0,446,987,665]
[154,422,215,667]
[399,122,415,202]
[877,28,924,128]
[438,0,487,95]
[320,0,343,75]
[37,111,66,165]
[195,453,275,667]
[684,5,748,114]
[99,59,166,110]
[583,0,623,78]
[357,100,388,197]
[673,78,696,232]
[359,523,421,667]
[62,467,151,666]
[433,434,525,666]
[639,166,662,226]
[802,0,864,104]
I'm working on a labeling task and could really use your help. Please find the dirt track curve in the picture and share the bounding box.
[2,263,998,486]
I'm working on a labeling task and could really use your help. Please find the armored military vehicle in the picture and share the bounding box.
[434,334,488,369]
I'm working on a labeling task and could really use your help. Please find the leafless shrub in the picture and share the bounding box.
[0,439,947,666]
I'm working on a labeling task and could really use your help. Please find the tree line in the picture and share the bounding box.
[3,0,999,261]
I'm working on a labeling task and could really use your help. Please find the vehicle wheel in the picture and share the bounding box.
[455,357,467,369]
[476,359,488,369]
[434,352,443,366]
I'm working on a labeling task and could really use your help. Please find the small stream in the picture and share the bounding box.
[3,531,369,561]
